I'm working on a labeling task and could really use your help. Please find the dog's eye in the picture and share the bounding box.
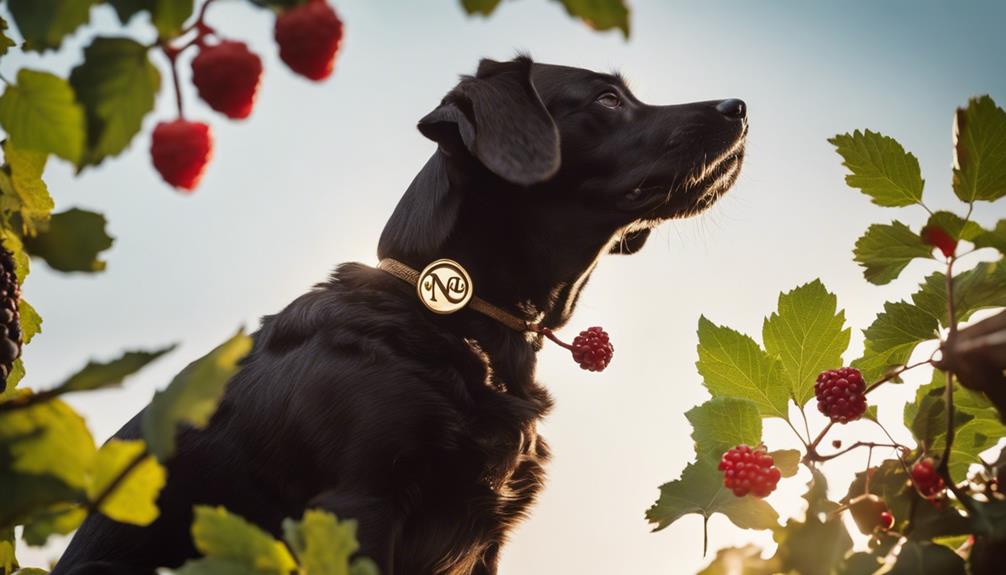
[596,92,622,109]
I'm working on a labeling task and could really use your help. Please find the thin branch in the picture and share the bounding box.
[864,355,937,395]
[810,441,907,464]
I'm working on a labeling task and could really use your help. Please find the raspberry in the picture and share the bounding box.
[815,367,867,423]
[718,444,781,498]
[0,242,21,391]
[150,120,213,191]
[848,494,893,534]
[274,0,344,81]
[921,225,957,258]
[191,41,263,120]
[570,326,613,372]
[911,457,945,498]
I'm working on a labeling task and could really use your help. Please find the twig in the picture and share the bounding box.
[864,355,937,395]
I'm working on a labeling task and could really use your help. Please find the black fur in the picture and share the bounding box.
[54,57,747,575]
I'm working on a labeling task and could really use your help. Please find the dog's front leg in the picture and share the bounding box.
[307,490,400,574]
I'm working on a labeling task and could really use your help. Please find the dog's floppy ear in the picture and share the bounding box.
[610,228,652,255]
[418,56,560,186]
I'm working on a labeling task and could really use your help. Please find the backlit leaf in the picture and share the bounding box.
[853,301,938,383]
[685,397,762,463]
[973,219,1006,255]
[0,69,85,163]
[86,439,165,525]
[283,509,370,575]
[20,503,86,546]
[953,95,1006,203]
[829,129,924,207]
[2,141,53,234]
[555,0,630,37]
[769,449,800,478]
[55,345,174,394]
[912,261,1006,328]
[925,211,984,243]
[853,221,932,285]
[0,399,96,489]
[190,506,296,575]
[460,0,503,15]
[763,280,850,406]
[889,541,965,574]
[0,18,16,57]
[19,299,41,346]
[23,208,114,273]
[7,0,99,52]
[152,0,194,39]
[697,316,790,420]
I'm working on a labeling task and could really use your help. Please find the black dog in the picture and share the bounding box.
[54,56,746,575]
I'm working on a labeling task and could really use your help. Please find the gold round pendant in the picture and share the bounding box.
[417,259,474,314]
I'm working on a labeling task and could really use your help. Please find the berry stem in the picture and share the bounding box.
[812,441,907,464]
[864,355,936,395]
[168,48,184,118]
[537,326,574,351]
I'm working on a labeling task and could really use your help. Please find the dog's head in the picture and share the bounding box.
[379,56,747,326]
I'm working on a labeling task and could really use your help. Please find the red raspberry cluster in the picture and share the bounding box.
[571,327,614,372]
[718,444,782,498]
[911,457,946,498]
[150,0,344,191]
[815,367,868,423]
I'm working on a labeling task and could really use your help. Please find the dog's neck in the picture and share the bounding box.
[380,151,616,334]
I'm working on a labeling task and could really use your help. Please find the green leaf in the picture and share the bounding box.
[70,37,160,170]
[953,95,1006,203]
[176,557,261,575]
[853,221,933,285]
[696,316,790,420]
[460,0,502,15]
[152,0,194,39]
[698,545,779,575]
[22,208,114,273]
[890,541,965,574]
[190,506,297,575]
[912,261,1006,328]
[283,509,368,575]
[7,0,99,52]
[1,527,15,574]
[0,18,16,57]
[55,345,174,394]
[2,141,54,234]
[0,470,82,532]
[974,219,1006,255]
[829,129,925,207]
[854,301,938,382]
[769,449,800,478]
[0,70,85,164]
[554,0,630,37]
[86,439,165,525]
[19,299,41,346]
[142,330,252,461]
[925,211,984,243]
[0,399,96,489]
[771,469,852,575]
[762,280,850,405]
[933,408,1006,482]
[107,0,151,24]
[21,503,86,546]
[685,397,762,462]
[646,458,779,532]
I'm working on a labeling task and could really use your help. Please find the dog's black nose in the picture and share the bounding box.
[716,98,746,119]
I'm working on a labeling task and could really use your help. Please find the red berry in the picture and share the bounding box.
[718,444,782,498]
[150,120,213,191]
[815,367,867,423]
[911,457,946,499]
[847,494,893,534]
[191,41,263,120]
[274,0,344,81]
[570,326,614,372]
[879,511,895,530]
[921,225,957,258]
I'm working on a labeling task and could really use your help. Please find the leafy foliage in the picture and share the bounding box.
[829,129,925,208]
[459,0,631,36]
[953,96,1006,203]
[0,69,85,164]
[22,208,114,272]
[853,221,932,285]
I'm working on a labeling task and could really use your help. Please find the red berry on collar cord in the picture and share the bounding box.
[537,326,614,372]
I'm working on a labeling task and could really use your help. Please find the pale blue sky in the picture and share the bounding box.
[6,0,1006,572]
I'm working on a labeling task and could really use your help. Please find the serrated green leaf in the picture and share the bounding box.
[152,0,194,39]
[460,0,502,15]
[933,409,1005,482]
[86,439,165,525]
[769,449,800,478]
[912,261,1006,328]
[0,470,81,531]
[70,37,160,170]
[176,557,261,575]
[925,211,984,242]
[853,221,933,285]
[855,301,938,383]
[697,544,779,575]
[647,458,779,532]
[953,95,1006,203]
[1,361,25,399]
[283,509,366,575]
[2,141,53,234]
[55,345,174,394]
[554,0,629,37]
[0,18,16,57]
[0,399,96,489]
[889,541,965,574]
[685,397,762,463]
[0,527,15,574]
[829,129,924,207]
[974,219,1006,255]
[0,70,85,164]
[19,299,41,346]
[23,208,114,273]
[190,506,297,575]
[142,330,252,461]
[20,503,86,546]
[697,316,790,420]
[7,0,99,52]
[762,280,850,406]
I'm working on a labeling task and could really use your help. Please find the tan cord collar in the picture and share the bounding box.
[377,258,530,332]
